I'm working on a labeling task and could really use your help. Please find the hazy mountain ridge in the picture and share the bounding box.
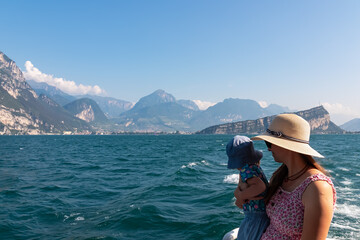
[28,80,133,118]
[28,80,76,106]
[340,118,360,132]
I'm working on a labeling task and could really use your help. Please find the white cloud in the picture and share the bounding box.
[258,101,268,108]
[192,100,217,110]
[23,61,106,96]
[322,102,359,116]
[322,102,360,125]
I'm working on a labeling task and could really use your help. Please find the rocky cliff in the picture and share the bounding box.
[0,51,90,134]
[196,106,345,134]
[64,98,108,123]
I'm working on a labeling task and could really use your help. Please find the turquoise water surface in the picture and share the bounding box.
[0,135,359,239]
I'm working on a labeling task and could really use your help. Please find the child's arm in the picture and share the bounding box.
[240,176,266,199]
[234,176,266,207]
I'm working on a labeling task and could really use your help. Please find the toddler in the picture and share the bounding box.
[224,135,269,240]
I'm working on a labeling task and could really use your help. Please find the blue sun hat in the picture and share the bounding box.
[226,135,263,169]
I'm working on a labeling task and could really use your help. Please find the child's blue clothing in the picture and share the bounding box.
[237,164,270,240]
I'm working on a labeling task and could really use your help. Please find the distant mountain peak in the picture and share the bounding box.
[340,118,360,132]
[152,89,176,100]
[132,89,176,110]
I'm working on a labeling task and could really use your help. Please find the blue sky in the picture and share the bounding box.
[1,0,360,124]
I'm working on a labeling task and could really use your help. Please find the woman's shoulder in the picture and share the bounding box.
[302,172,336,205]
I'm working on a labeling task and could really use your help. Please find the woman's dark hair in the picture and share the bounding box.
[264,154,328,204]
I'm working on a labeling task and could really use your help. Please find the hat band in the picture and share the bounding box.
[266,129,309,144]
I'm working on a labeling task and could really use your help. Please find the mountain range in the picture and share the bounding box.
[1,50,358,134]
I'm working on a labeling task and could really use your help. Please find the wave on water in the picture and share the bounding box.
[335,203,360,219]
[223,174,239,184]
[331,223,360,232]
[181,160,209,169]
[337,167,350,172]
[340,178,353,186]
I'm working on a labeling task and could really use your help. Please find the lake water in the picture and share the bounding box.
[0,135,359,239]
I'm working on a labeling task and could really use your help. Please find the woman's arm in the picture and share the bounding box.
[301,180,334,240]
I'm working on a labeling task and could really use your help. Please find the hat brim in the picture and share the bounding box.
[251,134,324,158]
[227,149,263,169]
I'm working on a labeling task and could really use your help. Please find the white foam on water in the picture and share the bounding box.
[223,174,239,184]
[181,162,198,168]
[75,216,85,221]
[335,203,360,219]
[356,173,360,177]
[181,160,209,169]
[340,178,353,186]
[338,167,350,172]
[337,186,356,196]
[201,160,209,165]
[331,222,360,232]
[64,213,82,222]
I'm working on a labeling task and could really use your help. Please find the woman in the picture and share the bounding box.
[234,113,336,240]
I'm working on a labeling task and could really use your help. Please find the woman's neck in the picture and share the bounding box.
[284,153,307,177]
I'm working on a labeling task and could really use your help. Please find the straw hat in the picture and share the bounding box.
[251,114,324,158]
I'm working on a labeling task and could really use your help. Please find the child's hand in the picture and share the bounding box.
[234,186,249,209]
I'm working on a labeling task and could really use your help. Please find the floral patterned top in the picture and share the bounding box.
[240,164,269,212]
[260,174,336,240]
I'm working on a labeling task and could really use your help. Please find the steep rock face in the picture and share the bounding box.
[0,51,90,134]
[0,52,44,134]
[76,106,95,122]
[197,106,345,134]
[64,98,108,123]
[0,52,37,100]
